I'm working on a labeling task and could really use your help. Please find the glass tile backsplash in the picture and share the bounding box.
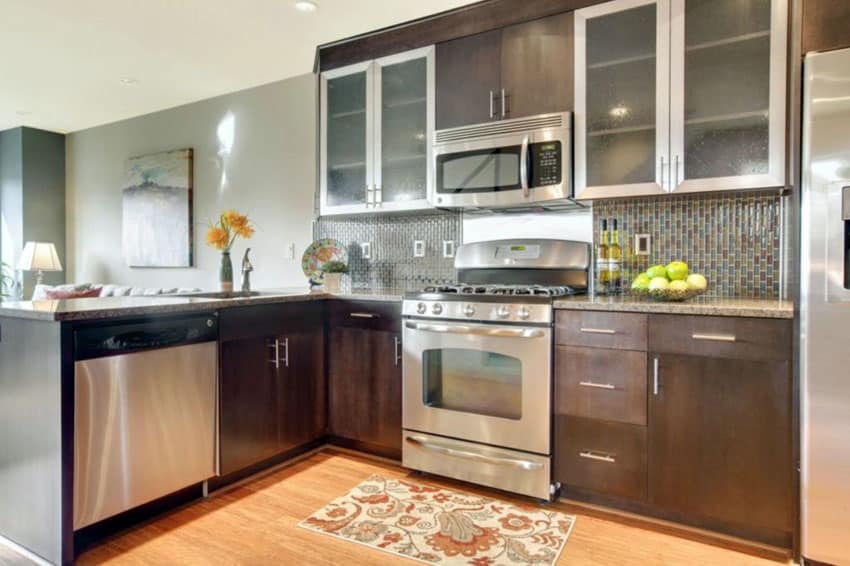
[593,191,785,298]
[314,211,461,290]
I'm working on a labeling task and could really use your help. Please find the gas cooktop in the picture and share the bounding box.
[421,283,583,298]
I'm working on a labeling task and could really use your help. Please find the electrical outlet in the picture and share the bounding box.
[414,240,426,258]
[442,240,456,258]
[635,234,651,256]
[360,242,372,259]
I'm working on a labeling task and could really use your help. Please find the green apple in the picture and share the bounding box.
[631,273,651,290]
[666,261,689,281]
[669,280,689,292]
[686,273,708,291]
[649,277,670,291]
[646,265,668,279]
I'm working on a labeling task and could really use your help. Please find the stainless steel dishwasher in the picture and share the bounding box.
[73,314,218,530]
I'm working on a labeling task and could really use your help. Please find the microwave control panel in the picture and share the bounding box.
[531,141,562,187]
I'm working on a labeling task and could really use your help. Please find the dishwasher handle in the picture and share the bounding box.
[75,314,219,360]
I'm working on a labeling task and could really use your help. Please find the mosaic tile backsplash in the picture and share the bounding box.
[593,191,785,298]
[314,211,462,290]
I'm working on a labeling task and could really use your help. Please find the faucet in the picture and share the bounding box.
[241,248,253,293]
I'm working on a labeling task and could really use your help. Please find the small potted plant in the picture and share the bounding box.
[321,260,348,293]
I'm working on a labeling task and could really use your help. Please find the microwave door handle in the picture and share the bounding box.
[520,135,530,198]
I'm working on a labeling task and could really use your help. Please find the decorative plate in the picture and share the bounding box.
[301,239,347,284]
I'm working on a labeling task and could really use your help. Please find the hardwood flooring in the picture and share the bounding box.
[55,449,792,565]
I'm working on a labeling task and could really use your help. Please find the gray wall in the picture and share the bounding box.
[66,73,317,290]
[1,127,66,298]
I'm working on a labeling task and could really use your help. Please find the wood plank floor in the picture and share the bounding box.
[68,449,792,565]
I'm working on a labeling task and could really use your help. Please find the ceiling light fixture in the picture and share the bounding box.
[294,0,318,12]
[120,77,139,86]
[609,106,629,118]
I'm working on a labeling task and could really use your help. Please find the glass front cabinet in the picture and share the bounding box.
[574,0,786,199]
[320,46,435,216]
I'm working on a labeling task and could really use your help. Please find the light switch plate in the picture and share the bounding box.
[414,240,425,258]
[287,243,296,260]
[635,234,651,256]
[442,240,456,258]
[361,242,372,260]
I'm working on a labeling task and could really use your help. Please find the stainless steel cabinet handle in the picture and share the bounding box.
[579,327,617,335]
[501,88,508,118]
[366,185,375,208]
[283,337,289,368]
[489,90,495,119]
[674,155,681,186]
[268,339,280,369]
[579,450,616,463]
[691,333,737,342]
[405,436,543,470]
[660,156,666,189]
[350,312,379,319]
[520,135,530,198]
[653,356,660,396]
[579,381,616,390]
[405,321,545,339]
[394,336,401,367]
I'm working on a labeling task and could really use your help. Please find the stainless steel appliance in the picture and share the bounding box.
[74,315,219,529]
[431,112,572,210]
[402,239,590,500]
[801,47,850,565]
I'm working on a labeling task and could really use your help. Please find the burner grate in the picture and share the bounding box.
[422,284,583,298]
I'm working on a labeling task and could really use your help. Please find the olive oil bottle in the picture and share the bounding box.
[609,218,623,293]
[596,219,610,294]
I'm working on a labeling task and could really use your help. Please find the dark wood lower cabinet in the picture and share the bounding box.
[648,353,793,537]
[219,306,326,476]
[329,326,402,457]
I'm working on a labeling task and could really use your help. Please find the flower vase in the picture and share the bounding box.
[323,272,342,293]
[220,251,234,293]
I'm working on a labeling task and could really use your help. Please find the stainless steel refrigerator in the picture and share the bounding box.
[801,47,850,565]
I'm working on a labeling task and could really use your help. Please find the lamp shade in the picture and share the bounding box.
[17,242,63,272]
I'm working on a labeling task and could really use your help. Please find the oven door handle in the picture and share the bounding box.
[404,321,545,339]
[405,436,543,471]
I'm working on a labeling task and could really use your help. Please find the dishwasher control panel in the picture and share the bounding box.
[75,314,218,360]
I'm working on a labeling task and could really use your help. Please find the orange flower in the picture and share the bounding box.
[206,226,229,250]
[235,223,255,239]
[222,210,248,230]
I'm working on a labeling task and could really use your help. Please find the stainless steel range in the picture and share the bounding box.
[401,238,590,500]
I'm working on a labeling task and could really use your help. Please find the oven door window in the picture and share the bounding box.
[436,147,522,194]
[422,348,522,420]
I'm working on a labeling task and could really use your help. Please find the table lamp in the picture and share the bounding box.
[17,242,63,286]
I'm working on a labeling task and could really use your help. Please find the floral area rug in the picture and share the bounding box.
[298,475,576,565]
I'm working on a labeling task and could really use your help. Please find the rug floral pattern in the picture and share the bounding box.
[299,475,576,565]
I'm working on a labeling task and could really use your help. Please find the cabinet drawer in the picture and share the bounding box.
[648,315,792,362]
[555,346,647,425]
[328,300,401,332]
[556,311,647,350]
[219,302,324,342]
[555,416,647,501]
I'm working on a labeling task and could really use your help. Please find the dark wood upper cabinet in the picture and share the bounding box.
[803,0,850,54]
[648,315,794,546]
[500,12,573,120]
[436,12,573,130]
[436,30,502,130]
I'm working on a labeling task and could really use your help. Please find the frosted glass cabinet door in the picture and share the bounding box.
[321,62,373,213]
[574,0,670,199]
[374,47,434,211]
[670,0,786,192]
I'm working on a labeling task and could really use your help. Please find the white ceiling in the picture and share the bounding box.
[0,0,477,133]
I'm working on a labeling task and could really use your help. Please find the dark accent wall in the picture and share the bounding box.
[0,127,66,298]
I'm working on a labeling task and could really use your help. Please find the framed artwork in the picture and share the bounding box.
[122,148,193,267]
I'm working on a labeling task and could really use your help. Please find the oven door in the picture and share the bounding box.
[402,319,551,455]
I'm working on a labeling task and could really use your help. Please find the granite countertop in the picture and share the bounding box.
[0,287,409,322]
[553,295,794,319]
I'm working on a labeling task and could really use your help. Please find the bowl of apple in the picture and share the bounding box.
[630,261,708,301]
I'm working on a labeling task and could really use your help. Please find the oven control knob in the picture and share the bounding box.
[496,305,511,319]
[432,303,443,315]
[416,302,427,314]
[517,307,531,320]
[464,304,476,317]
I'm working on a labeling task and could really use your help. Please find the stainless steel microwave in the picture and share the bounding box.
[430,112,572,209]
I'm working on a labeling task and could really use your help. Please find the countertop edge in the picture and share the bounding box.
[552,300,794,320]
